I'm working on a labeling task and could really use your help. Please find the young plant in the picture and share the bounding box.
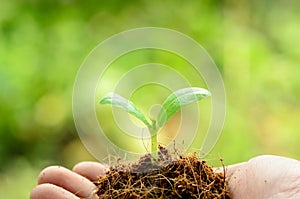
[99,87,211,155]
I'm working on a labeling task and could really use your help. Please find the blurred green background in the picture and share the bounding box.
[1,0,300,198]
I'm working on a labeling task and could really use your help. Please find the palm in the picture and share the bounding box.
[227,155,300,198]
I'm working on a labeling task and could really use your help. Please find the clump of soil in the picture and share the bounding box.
[96,146,232,199]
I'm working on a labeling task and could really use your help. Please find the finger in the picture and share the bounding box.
[38,166,98,199]
[30,183,80,199]
[214,162,246,177]
[72,162,107,182]
[213,162,245,173]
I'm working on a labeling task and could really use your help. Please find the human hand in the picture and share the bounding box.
[30,162,106,199]
[224,155,300,198]
[30,155,300,199]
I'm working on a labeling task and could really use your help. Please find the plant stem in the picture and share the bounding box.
[149,119,158,161]
[151,134,158,154]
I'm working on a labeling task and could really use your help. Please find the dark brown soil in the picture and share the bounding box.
[96,146,232,199]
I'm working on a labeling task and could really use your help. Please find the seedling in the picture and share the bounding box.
[99,87,211,156]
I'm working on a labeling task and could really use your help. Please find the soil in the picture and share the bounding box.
[96,146,232,199]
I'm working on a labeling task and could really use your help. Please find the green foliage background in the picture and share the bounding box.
[1,0,300,198]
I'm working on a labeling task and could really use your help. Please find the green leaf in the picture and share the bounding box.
[157,87,211,127]
[100,93,151,128]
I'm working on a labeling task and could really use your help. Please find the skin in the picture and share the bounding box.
[30,155,300,199]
